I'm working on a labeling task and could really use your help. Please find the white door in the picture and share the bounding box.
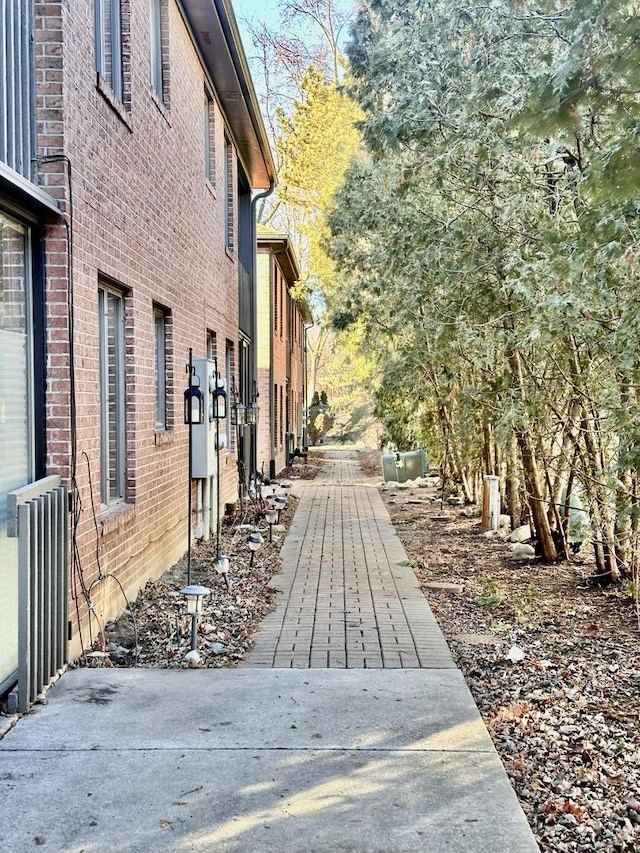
[0,212,33,693]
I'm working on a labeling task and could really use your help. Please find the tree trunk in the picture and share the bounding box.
[505,432,521,529]
[507,347,558,561]
[565,336,620,582]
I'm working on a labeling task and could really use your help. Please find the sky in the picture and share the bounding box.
[231,0,283,52]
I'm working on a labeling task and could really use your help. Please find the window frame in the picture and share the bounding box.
[95,0,123,102]
[98,282,126,507]
[225,340,235,451]
[153,306,167,431]
[149,0,163,101]
[223,134,234,252]
[205,90,216,185]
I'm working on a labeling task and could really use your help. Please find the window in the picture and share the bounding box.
[225,340,234,450]
[273,267,279,333]
[149,0,167,103]
[206,329,217,361]
[224,135,234,251]
[273,384,278,449]
[280,385,284,445]
[154,307,167,430]
[280,279,284,338]
[0,213,35,689]
[205,91,215,184]
[98,283,126,506]
[95,0,124,101]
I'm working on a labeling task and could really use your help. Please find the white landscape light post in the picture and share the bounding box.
[180,584,210,652]
[215,554,231,591]
[248,531,263,567]
[265,507,278,542]
[274,493,287,523]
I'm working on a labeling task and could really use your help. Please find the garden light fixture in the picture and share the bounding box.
[248,531,264,567]
[179,584,210,651]
[215,554,231,590]
[265,507,278,541]
[274,493,287,522]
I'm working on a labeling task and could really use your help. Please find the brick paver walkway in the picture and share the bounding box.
[246,451,454,669]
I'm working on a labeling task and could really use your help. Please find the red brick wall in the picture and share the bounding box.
[256,247,307,478]
[256,249,272,476]
[35,0,245,655]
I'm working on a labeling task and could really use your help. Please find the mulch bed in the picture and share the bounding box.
[81,454,323,670]
[358,448,639,853]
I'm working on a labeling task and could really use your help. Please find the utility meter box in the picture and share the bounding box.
[191,358,226,478]
[381,449,429,483]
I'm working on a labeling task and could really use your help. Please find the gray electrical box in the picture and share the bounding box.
[191,357,227,478]
[381,449,429,483]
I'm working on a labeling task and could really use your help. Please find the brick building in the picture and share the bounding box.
[256,226,312,480]
[0,0,274,706]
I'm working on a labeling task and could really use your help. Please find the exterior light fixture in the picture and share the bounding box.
[184,376,204,425]
[212,377,227,420]
[179,584,211,651]
[274,494,287,523]
[265,507,278,541]
[280,481,292,494]
[214,554,231,590]
[248,531,264,567]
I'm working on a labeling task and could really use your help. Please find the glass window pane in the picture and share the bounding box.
[150,0,163,98]
[99,285,125,505]
[155,310,166,429]
[0,213,33,687]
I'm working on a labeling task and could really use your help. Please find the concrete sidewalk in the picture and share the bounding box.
[0,452,539,852]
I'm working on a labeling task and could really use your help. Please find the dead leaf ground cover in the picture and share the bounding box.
[84,453,323,670]
[359,448,640,853]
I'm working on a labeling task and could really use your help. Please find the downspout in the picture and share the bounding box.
[251,181,275,477]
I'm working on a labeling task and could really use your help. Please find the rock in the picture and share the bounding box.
[105,617,137,648]
[210,643,228,655]
[109,646,132,663]
[509,524,531,543]
[512,543,536,560]
[506,644,525,663]
[184,650,201,666]
[499,514,511,529]
[483,529,504,540]
[423,581,464,594]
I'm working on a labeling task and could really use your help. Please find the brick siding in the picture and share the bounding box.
[33,0,248,655]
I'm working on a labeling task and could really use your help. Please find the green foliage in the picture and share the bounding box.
[474,579,504,609]
[307,390,335,445]
[511,585,541,626]
[327,0,640,577]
